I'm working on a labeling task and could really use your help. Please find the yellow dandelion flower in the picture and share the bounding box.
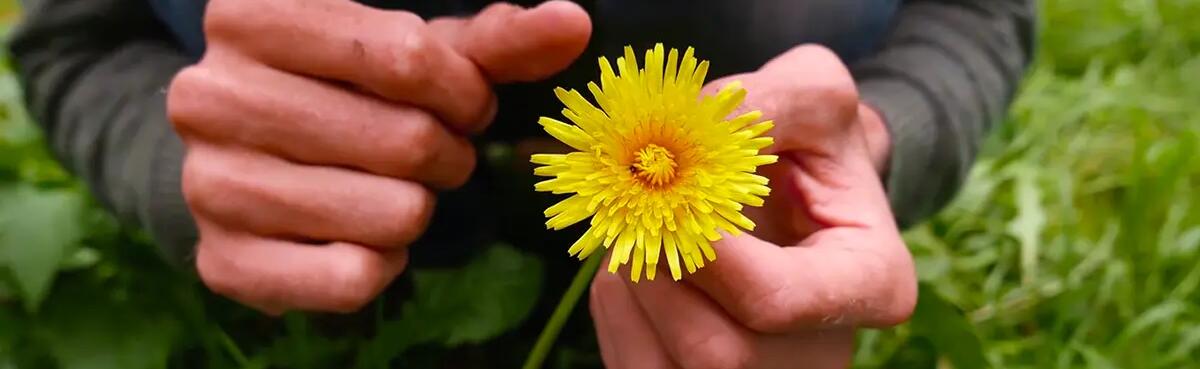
[531,43,778,282]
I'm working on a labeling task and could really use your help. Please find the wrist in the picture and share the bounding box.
[857,102,891,177]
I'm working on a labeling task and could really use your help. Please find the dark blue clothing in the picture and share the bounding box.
[148,0,898,69]
[142,0,900,265]
[10,0,1035,268]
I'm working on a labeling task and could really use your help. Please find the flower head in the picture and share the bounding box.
[532,44,777,282]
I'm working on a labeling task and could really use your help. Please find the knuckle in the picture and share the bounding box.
[397,116,441,169]
[203,0,250,40]
[480,2,523,17]
[166,66,212,134]
[741,286,804,333]
[794,44,841,63]
[409,188,437,232]
[819,81,860,109]
[195,242,240,298]
[181,152,224,213]
[325,250,389,312]
[816,83,861,125]
[386,30,435,87]
[391,11,424,26]
[773,44,860,131]
[447,146,477,188]
[727,276,805,333]
[784,83,859,132]
[472,2,523,29]
[167,62,245,139]
[369,111,431,176]
[182,150,255,218]
[377,185,434,246]
[377,112,476,188]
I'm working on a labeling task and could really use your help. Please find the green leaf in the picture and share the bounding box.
[1113,300,1187,347]
[879,336,937,369]
[1007,165,1046,285]
[1073,343,1120,369]
[35,283,180,369]
[58,247,100,271]
[415,245,543,345]
[262,314,351,369]
[909,283,991,369]
[0,272,12,300]
[1161,324,1200,365]
[0,307,20,354]
[0,184,85,311]
[356,244,543,367]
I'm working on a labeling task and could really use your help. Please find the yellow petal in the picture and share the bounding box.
[530,153,566,165]
[532,44,778,282]
[539,117,594,151]
[631,245,645,283]
[663,232,683,281]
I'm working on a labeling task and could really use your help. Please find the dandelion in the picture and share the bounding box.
[531,43,777,282]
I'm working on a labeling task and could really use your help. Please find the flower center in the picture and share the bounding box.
[632,144,678,186]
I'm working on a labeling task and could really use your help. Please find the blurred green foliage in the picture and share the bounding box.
[2,0,1200,368]
[853,0,1200,368]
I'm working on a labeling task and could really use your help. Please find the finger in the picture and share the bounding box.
[428,1,592,83]
[705,45,862,158]
[737,160,823,246]
[758,45,862,157]
[627,269,760,369]
[182,144,435,249]
[169,63,476,189]
[591,269,679,369]
[629,267,857,369]
[684,80,915,331]
[195,222,407,314]
[749,147,890,244]
[204,0,493,130]
[758,45,857,101]
[687,227,917,333]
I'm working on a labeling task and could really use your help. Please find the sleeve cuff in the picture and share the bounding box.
[857,77,941,229]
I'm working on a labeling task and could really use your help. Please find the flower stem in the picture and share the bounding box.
[215,328,249,367]
[522,252,605,369]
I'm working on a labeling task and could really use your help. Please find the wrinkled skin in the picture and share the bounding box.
[167,0,917,365]
[588,45,918,369]
[167,0,592,314]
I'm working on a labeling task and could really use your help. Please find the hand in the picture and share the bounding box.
[167,0,591,314]
[589,45,916,369]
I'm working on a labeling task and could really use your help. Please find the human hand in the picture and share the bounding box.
[589,45,916,369]
[167,0,591,314]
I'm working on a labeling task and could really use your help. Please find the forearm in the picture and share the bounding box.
[10,0,197,263]
[851,0,1036,228]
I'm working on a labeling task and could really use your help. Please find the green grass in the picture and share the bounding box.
[853,0,1200,367]
[2,0,1200,368]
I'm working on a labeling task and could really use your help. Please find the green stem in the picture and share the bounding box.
[216,328,250,368]
[522,252,605,369]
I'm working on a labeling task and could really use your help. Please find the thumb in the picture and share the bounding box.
[429,1,592,83]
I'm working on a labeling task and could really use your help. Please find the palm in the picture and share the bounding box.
[742,158,822,246]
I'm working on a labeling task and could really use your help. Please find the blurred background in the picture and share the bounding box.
[1,0,1199,368]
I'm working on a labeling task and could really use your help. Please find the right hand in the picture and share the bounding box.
[167,0,591,314]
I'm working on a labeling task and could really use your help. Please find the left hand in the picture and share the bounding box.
[588,45,917,369]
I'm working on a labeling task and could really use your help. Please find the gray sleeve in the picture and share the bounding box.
[850,0,1036,228]
[9,0,198,264]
